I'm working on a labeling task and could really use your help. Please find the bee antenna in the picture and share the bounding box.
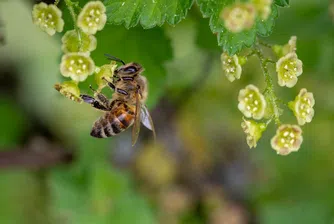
[104,53,126,65]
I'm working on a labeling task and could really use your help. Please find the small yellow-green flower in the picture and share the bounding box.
[289,89,315,125]
[220,3,256,33]
[287,36,297,52]
[273,36,298,58]
[221,53,242,82]
[32,2,64,36]
[61,30,97,54]
[251,0,272,20]
[241,118,266,148]
[95,62,117,91]
[271,124,303,155]
[77,1,107,35]
[60,52,95,82]
[54,80,82,103]
[238,85,266,120]
[276,52,303,88]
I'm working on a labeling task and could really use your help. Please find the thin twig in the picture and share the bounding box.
[258,39,273,48]
[255,47,281,125]
[264,59,276,64]
[0,148,73,170]
[54,0,61,6]
[0,136,73,170]
[64,0,82,51]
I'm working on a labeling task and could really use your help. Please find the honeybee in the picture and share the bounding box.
[80,54,156,146]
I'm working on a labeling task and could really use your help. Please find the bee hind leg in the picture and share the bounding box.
[80,94,110,111]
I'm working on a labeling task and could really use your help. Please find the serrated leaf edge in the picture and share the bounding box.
[105,0,195,29]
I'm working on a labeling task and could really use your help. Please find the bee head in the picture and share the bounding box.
[115,62,144,77]
[104,54,144,77]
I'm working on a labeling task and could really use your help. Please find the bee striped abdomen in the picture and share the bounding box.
[90,103,135,138]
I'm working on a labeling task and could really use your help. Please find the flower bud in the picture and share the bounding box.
[274,36,298,58]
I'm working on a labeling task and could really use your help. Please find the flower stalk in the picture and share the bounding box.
[255,47,281,125]
[54,0,60,6]
[64,0,82,51]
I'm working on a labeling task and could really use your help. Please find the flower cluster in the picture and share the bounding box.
[31,0,109,102]
[228,36,314,155]
[59,1,107,86]
[220,0,273,33]
[32,2,64,36]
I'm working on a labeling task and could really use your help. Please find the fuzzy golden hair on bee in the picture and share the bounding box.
[80,54,155,146]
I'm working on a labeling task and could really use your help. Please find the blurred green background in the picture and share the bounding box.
[0,0,333,223]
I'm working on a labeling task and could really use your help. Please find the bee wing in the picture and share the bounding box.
[131,90,142,146]
[141,105,156,141]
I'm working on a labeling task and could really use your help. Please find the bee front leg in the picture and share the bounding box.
[102,77,128,96]
[88,85,112,109]
[102,77,116,91]
[80,94,110,111]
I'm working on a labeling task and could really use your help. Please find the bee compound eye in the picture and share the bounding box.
[123,66,137,73]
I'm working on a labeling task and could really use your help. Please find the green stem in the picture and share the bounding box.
[245,50,256,58]
[255,47,281,125]
[258,39,273,48]
[264,59,276,64]
[276,98,289,108]
[265,116,274,127]
[64,0,82,51]
[54,0,60,6]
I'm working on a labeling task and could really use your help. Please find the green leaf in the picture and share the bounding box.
[165,19,210,97]
[196,1,278,55]
[90,162,156,223]
[259,201,330,224]
[195,18,219,51]
[274,0,289,7]
[104,0,194,29]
